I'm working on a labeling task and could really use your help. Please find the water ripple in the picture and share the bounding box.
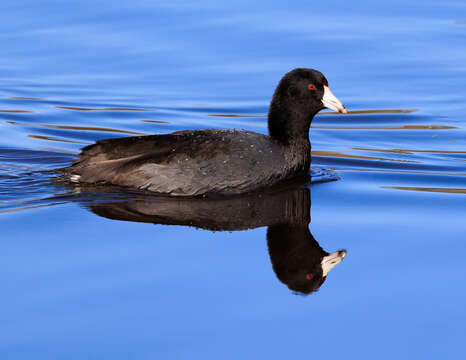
[56,106,153,111]
[382,186,466,194]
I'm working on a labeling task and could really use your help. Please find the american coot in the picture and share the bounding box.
[62,68,347,196]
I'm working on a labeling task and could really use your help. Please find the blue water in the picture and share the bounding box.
[1,1,466,359]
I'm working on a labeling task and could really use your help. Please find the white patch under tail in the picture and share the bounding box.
[70,174,81,183]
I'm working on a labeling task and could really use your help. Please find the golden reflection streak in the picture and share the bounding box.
[331,168,466,177]
[353,147,466,155]
[141,120,171,124]
[28,134,89,144]
[311,150,418,163]
[10,97,44,100]
[207,114,266,118]
[382,186,466,194]
[311,125,456,130]
[0,109,33,113]
[7,121,147,135]
[319,109,417,115]
[56,106,152,111]
[207,109,417,118]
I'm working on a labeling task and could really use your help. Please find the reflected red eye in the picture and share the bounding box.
[308,84,316,91]
[305,273,314,280]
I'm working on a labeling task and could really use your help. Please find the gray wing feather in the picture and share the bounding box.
[64,130,289,196]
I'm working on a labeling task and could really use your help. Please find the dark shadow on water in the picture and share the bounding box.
[82,183,346,294]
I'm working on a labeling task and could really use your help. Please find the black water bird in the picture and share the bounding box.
[61,68,346,196]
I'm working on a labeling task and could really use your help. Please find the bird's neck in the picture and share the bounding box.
[267,104,316,145]
[267,105,314,173]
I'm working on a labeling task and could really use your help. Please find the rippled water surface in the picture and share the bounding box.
[1,1,466,359]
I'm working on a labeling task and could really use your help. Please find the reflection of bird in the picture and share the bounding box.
[87,181,310,231]
[61,69,346,196]
[84,182,346,294]
[267,224,346,294]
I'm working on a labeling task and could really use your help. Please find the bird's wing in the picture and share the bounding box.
[72,132,197,167]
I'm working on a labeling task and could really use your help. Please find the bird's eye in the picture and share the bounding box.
[305,273,314,280]
[308,84,316,91]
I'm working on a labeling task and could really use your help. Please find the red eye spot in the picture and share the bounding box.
[308,84,316,91]
[305,273,314,280]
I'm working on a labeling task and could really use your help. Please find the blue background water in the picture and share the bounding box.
[1,1,466,359]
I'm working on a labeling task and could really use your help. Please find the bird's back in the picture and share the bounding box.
[62,129,306,196]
